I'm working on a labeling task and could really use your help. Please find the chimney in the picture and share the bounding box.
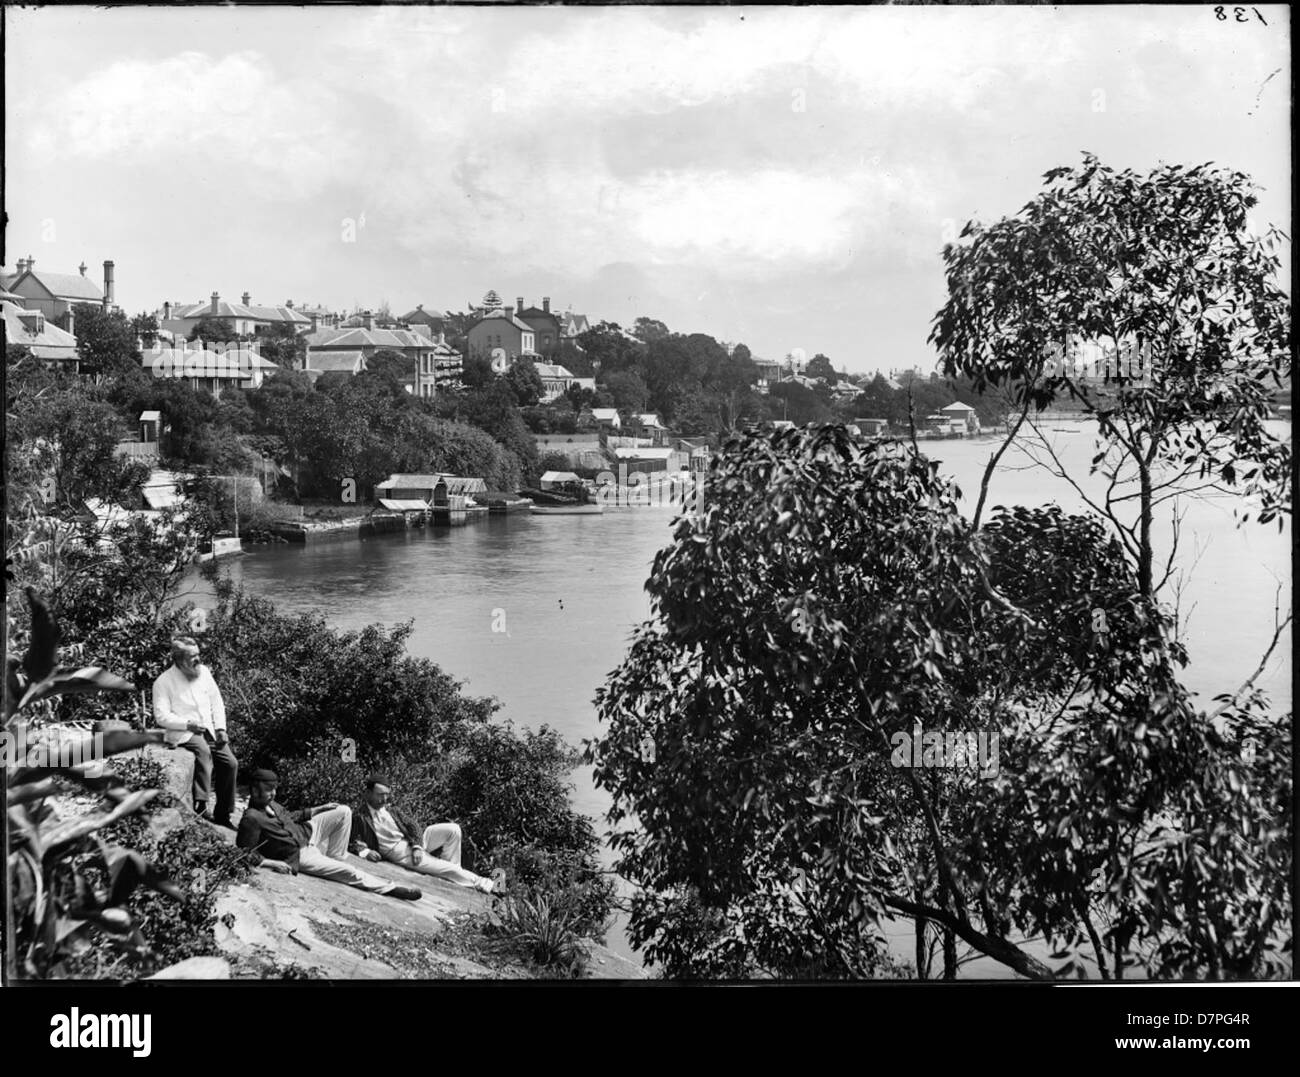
[504,306,514,319]
[286,299,294,309]
[516,296,525,313]
[27,256,36,273]
[363,311,374,331]
[543,297,550,313]
[102,260,114,310]
[241,291,251,306]
[310,313,319,332]
[211,292,220,315]
[164,301,172,320]
[79,261,87,277]
[416,304,423,312]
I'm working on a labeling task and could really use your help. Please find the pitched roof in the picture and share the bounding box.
[939,401,976,412]
[306,351,366,372]
[174,300,309,324]
[14,269,104,303]
[636,413,665,428]
[472,309,534,333]
[400,306,448,323]
[141,346,280,377]
[560,312,590,335]
[591,408,620,422]
[2,300,79,358]
[304,326,437,350]
[533,363,576,379]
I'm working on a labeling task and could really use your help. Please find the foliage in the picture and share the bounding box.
[931,152,1292,593]
[588,424,1291,979]
[6,589,181,978]
[59,753,254,978]
[486,889,590,977]
[503,354,546,407]
[188,317,238,344]
[806,353,838,384]
[72,304,140,381]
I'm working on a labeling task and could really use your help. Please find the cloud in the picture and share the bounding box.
[28,51,358,199]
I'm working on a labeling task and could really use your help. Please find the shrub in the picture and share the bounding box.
[59,752,253,978]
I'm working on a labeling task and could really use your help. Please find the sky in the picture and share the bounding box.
[4,4,1290,374]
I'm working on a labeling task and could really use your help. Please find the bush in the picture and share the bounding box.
[59,753,253,978]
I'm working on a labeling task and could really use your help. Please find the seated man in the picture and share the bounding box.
[152,636,238,828]
[236,768,421,901]
[350,775,504,895]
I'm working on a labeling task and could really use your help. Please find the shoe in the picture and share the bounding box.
[486,868,509,897]
[388,885,423,901]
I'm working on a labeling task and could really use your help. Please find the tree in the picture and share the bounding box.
[632,317,670,344]
[7,380,149,511]
[931,153,1291,595]
[603,370,650,412]
[503,354,546,407]
[187,318,238,345]
[806,353,838,384]
[131,312,159,348]
[589,425,1291,980]
[256,322,306,370]
[363,348,414,387]
[459,351,494,390]
[72,304,139,381]
[766,382,835,426]
[577,321,644,375]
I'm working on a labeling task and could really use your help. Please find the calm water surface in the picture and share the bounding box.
[194,424,1291,974]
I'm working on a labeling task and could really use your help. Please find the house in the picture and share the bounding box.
[610,446,675,476]
[160,293,313,341]
[374,473,487,503]
[3,299,80,368]
[591,408,622,430]
[560,311,590,340]
[632,413,668,446]
[853,418,890,438]
[400,304,448,336]
[923,413,966,437]
[304,316,453,396]
[516,297,563,358]
[939,401,981,434]
[539,470,582,490]
[3,258,114,329]
[534,362,596,403]
[466,306,537,369]
[142,343,281,396]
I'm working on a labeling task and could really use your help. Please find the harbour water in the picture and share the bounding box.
[193,422,1291,975]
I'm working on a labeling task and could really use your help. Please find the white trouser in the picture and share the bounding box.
[298,806,397,893]
[385,822,492,891]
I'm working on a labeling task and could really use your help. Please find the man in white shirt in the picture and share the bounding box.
[349,775,504,894]
[152,635,238,828]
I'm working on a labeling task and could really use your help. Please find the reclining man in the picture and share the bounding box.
[350,775,505,895]
[237,768,422,901]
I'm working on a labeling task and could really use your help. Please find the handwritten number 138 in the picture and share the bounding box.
[1215,6,1268,23]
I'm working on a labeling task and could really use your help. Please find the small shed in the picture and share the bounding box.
[139,410,162,443]
[540,470,581,490]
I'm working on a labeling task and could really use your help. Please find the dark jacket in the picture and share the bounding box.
[236,800,311,869]
[349,800,422,857]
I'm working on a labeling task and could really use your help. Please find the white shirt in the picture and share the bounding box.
[152,664,227,746]
[368,805,408,857]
